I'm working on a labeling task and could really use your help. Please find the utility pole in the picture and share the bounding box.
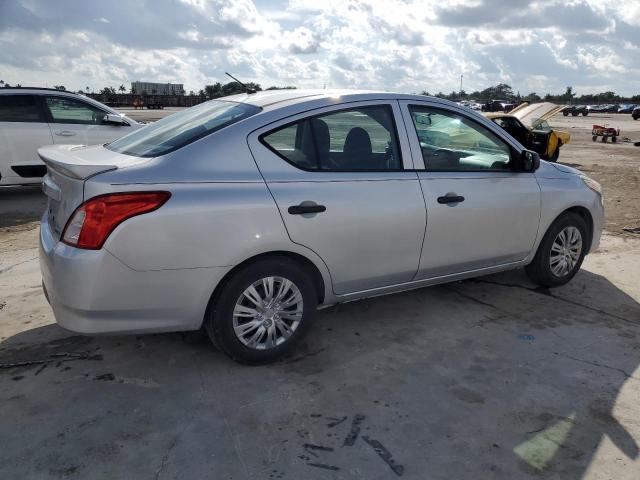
[460,74,463,94]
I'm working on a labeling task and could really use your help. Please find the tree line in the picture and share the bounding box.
[423,83,640,104]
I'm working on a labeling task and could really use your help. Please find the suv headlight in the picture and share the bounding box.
[580,175,603,205]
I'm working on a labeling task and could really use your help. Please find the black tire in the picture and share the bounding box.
[582,111,588,116]
[563,111,569,116]
[525,212,588,287]
[204,256,318,364]
[601,136,607,142]
[612,135,617,143]
[549,146,560,162]
[592,135,597,142]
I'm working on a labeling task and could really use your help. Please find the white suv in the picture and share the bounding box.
[0,88,140,186]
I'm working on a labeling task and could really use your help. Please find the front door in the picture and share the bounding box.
[43,95,130,146]
[400,101,541,279]
[250,102,426,295]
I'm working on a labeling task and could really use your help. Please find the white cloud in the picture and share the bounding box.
[0,0,637,96]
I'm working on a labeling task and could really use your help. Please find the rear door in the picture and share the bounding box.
[43,95,131,146]
[0,94,52,181]
[400,101,541,279]
[249,101,426,295]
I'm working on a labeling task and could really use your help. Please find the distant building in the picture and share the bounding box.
[131,81,184,96]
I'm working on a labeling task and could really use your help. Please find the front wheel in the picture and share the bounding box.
[204,256,318,364]
[525,212,588,287]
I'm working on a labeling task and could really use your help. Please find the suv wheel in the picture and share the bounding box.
[525,212,588,287]
[205,256,317,364]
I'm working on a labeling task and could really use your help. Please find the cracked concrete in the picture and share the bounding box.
[1,185,640,479]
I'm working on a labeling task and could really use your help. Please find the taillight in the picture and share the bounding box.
[61,192,171,249]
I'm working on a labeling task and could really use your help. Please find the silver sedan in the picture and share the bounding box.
[39,90,604,363]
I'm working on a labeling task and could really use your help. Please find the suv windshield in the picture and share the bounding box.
[106,100,261,157]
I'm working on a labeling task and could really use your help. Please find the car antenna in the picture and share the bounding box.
[225,72,257,94]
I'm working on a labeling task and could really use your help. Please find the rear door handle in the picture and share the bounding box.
[55,131,75,137]
[437,194,465,204]
[288,203,326,215]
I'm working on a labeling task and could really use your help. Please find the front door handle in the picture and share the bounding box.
[55,131,75,137]
[437,194,465,204]
[288,203,326,215]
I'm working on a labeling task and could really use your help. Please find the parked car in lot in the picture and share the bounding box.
[563,105,589,116]
[484,102,570,161]
[481,99,516,112]
[588,104,620,114]
[618,104,637,114]
[633,106,640,120]
[0,87,140,186]
[39,90,603,363]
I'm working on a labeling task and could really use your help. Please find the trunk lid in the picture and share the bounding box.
[38,144,147,240]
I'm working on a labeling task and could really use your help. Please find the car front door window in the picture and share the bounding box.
[409,107,511,171]
[45,97,106,125]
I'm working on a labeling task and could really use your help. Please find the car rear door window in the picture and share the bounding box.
[0,95,44,122]
[409,106,511,171]
[261,105,402,171]
[45,96,107,125]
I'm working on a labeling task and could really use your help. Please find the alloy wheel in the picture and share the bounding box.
[549,226,582,277]
[232,276,304,350]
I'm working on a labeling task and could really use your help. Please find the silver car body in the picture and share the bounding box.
[39,90,603,334]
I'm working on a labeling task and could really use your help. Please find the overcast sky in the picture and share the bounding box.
[0,0,638,96]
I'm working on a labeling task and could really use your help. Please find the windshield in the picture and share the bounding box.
[532,118,551,131]
[106,100,261,157]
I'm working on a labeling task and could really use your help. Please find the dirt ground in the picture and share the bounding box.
[0,110,639,479]
[550,113,640,235]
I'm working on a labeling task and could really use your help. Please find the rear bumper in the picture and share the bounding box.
[39,216,231,335]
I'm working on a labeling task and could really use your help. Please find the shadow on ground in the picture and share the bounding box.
[1,269,639,479]
[0,186,47,229]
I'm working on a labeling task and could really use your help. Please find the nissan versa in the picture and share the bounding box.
[39,90,603,363]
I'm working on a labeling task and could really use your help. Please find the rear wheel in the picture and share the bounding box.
[549,146,560,162]
[592,135,597,142]
[204,256,317,364]
[612,135,617,143]
[525,212,588,287]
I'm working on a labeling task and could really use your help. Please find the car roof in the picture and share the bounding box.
[221,89,459,111]
[0,87,83,95]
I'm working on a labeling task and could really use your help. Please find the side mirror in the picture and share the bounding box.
[521,149,540,172]
[103,114,127,126]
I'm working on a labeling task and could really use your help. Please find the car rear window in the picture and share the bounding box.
[106,100,261,157]
[0,95,44,122]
